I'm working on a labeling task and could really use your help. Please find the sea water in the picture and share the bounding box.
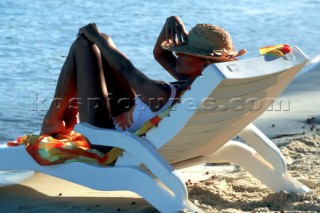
[0,0,319,184]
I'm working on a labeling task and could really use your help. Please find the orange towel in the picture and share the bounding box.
[7,132,123,166]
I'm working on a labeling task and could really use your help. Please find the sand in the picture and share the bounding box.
[187,135,320,212]
[0,58,319,212]
[1,135,318,212]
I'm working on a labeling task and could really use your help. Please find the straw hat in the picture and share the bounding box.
[161,24,246,61]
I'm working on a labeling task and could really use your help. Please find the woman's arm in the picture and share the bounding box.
[80,24,171,111]
[153,16,188,80]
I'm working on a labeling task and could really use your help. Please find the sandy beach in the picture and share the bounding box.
[0,62,319,212]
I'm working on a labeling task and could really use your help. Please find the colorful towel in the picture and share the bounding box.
[8,132,123,166]
[7,101,178,166]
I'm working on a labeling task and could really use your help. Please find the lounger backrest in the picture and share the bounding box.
[144,46,309,164]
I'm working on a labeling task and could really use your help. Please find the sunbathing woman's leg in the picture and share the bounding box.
[42,36,115,135]
[40,38,80,135]
[72,36,114,128]
[42,34,135,135]
[74,35,135,123]
[75,35,139,154]
[99,39,135,116]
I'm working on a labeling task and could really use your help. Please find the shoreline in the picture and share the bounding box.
[188,135,320,212]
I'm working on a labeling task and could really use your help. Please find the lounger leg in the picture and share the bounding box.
[238,123,287,174]
[205,140,311,193]
[75,123,203,212]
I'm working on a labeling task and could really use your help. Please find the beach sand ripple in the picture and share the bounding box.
[188,135,320,212]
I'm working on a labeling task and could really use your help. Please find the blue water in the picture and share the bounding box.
[0,0,319,183]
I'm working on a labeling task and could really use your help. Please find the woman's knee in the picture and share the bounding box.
[72,35,94,52]
[71,35,102,63]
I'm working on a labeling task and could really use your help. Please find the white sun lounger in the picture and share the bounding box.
[0,46,311,212]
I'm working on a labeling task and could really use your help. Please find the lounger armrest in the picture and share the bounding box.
[75,122,188,202]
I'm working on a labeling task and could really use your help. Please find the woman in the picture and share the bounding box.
[40,16,245,137]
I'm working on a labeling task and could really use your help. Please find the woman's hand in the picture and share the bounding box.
[40,105,78,136]
[79,23,117,49]
[63,105,79,133]
[40,116,69,136]
[165,16,188,46]
[78,23,100,44]
[153,16,188,80]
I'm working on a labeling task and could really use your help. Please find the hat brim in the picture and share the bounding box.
[161,41,239,61]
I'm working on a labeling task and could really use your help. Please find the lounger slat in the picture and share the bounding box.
[178,114,246,136]
[159,64,306,164]
[156,62,308,164]
[186,99,267,126]
[210,75,282,99]
[218,71,283,87]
